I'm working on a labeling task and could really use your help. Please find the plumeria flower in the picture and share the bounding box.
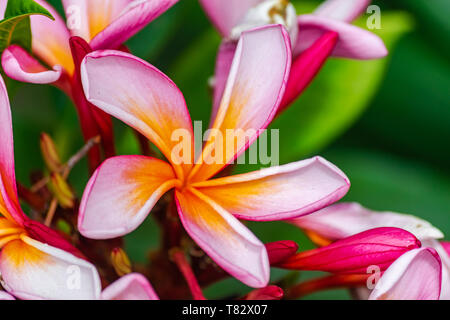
[77,25,350,288]
[279,227,421,274]
[369,247,442,300]
[1,0,178,169]
[0,75,101,300]
[292,202,448,299]
[101,273,159,300]
[200,0,387,119]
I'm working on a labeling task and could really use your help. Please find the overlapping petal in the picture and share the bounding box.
[294,15,387,59]
[0,235,101,300]
[210,40,237,124]
[291,202,444,242]
[280,228,421,274]
[192,157,349,221]
[314,0,371,23]
[81,50,194,178]
[0,76,26,225]
[199,0,262,37]
[369,248,442,300]
[2,45,62,84]
[30,0,74,74]
[89,0,179,50]
[79,156,179,239]
[422,239,450,300]
[175,188,269,288]
[189,25,291,182]
[101,273,159,300]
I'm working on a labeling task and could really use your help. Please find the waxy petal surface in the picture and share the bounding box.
[2,45,62,84]
[101,273,159,300]
[189,25,291,182]
[193,157,350,221]
[31,0,74,74]
[0,236,101,300]
[369,248,442,300]
[81,50,194,178]
[79,156,178,239]
[295,15,387,59]
[89,0,179,50]
[291,202,444,242]
[199,0,262,37]
[280,228,421,274]
[175,188,269,288]
[314,0,371,22]
[0,76,26,225]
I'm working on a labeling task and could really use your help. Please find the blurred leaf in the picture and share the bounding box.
[0,0,53,55]
[271,12,414,164]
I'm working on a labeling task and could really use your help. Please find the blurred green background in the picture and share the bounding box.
[5,0,449,299]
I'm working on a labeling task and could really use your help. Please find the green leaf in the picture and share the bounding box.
[0,0,53,55]
[270,12,414,164]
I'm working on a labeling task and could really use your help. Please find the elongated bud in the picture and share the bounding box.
[49,173,75,209]
[245,285,284,300]
[40,133,63,172]
[265,240,298,265]
[279,227,421,274]
[111,248,132,277]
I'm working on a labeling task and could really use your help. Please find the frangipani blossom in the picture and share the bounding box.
[1,0,178,169]
[369,248,442,300]
[102,273,159,300]
[291,202,447,300]
[78,25,350,288]
[0,75,101,300]
[200,0,388,118]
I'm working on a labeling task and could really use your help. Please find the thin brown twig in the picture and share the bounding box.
[43,136,101,226]
[32,136,101,193]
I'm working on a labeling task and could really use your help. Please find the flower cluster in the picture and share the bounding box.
[0,0,446,300]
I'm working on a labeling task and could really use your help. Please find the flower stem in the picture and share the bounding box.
[170,248,206,300]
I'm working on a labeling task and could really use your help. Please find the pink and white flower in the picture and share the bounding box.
[0,75,101,300]
[77,25,350,288]
[200,0,388,118]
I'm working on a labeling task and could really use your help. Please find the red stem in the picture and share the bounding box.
[171,249,206,300]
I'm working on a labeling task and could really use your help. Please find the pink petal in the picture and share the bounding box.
[175,188,269,288]
[192,157,350,221]
[2,45,62,84]
[210,40,237,125]
[0,291,15,300]
[422,240,450,300]
[279,31,338,112]
[30,0,74,75]
[314,0,371,23]
[0,236,101,300]
[89,0,179,50]
[280,227,421,274]
[101,273,159,300]
[369,248,442,300]
[0,76,26,225]
[79,156,179,239]
[291,202,444,242]
[189,25,291,183]
[81,50,194,178]
[265,241,299,265]
[442,242,450,256]
[199,0,263,37]
[295,15,387,60]
[62,0,129,41]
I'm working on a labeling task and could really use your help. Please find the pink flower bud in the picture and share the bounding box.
[279,227,421,274]
[265,240,299,265]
